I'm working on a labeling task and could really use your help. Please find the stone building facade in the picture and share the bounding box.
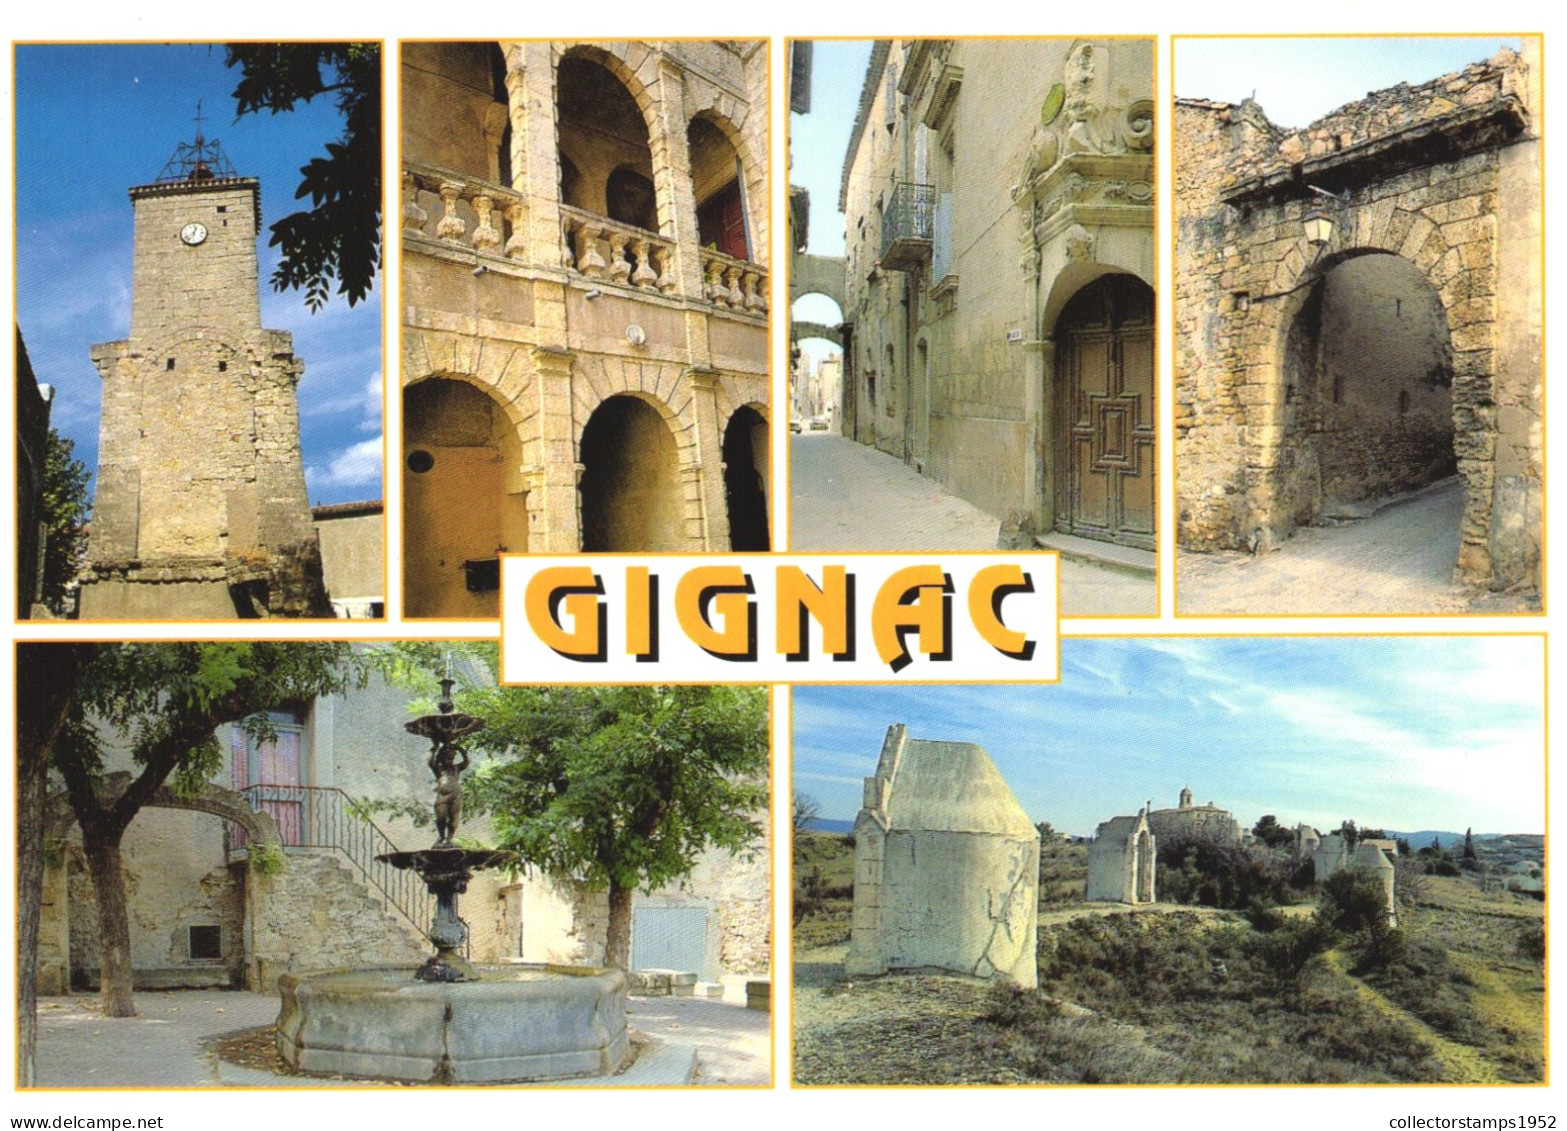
[847,725,1039,986]
[1175,44,1542,592]
[837,40,1154,550]
[401,41,771,618]
[1086,810,1156,904]
[81,134,329,620]
[42,661,769,995]
[15,330,52,618]
[1145,786,1243,852]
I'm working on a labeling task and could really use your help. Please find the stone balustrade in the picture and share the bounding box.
[700,247,768,315]
[402,162,531,259]
[558,205,677,294]
[403,163,768,318]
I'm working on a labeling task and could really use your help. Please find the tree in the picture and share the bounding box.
[793,792,823,831]
[1036,821,1059,843]
[1252,814,1295,850]
[16,643,91,1084]
[1463,827,1477,861]
[43,643,363,1016]
[39,429,89,614]
[1338,820,1359,851]
[226,43,381,309]
[430,657,767,970]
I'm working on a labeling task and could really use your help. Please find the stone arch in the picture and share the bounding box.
[569,358,698,472]
[1039,258,1155,344]
[46,776,280,848]
[555,45,668,237]
[687,108,766,263]
[721,402,771,551]
[790,290,846,348]
[402,373,531,617]
[1249,217,1494,575]
[577,392,686,552]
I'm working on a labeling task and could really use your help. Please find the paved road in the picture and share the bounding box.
[789,433,1156,617]
[1177,477,1536,615]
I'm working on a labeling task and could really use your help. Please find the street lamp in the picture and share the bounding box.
[1303,204,1334,247]
[1304,184,1350,247]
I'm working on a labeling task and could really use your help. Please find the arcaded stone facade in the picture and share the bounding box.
[847,725,1039,986]
[838,40,1154,549]
[401,41,770,617]
[81,144,329,619]
[1175,45,1541,591]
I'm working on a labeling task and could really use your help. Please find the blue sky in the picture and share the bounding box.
[1176,36,1523,130]
[793,637,1545,836]
[15,43,384,508]
[789,40,871,368]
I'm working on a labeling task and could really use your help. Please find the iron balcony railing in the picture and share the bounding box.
[880,181,935,271]
[225,784,437,942]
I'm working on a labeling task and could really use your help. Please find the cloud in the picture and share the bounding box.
[306,435,384,493]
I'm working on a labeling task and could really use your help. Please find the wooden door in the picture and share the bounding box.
[1055,275,1155,549]
[231,712,304,847]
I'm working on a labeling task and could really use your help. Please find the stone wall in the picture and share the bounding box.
[247,853,428,990]
[1175,45,1540,589]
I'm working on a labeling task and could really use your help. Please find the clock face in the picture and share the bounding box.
[180,222,208,246]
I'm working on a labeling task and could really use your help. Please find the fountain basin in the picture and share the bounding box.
[276,964,629,1083]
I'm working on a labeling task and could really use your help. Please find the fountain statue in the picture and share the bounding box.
[274,663,630,1083]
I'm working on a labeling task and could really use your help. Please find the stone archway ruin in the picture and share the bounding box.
[1175,45,1541,590]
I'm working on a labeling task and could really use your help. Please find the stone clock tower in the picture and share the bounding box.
[80,123,329,618]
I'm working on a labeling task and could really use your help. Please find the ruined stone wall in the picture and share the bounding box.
[1175,47,1540,588]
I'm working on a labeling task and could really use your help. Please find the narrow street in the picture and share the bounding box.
[1177,477,1536,615]
[788,434,1156,617]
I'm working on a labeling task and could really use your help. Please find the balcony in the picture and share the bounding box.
[880,182,934,272]
[403,161,766,318]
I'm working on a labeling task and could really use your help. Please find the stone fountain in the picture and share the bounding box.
[275,672,630,1083]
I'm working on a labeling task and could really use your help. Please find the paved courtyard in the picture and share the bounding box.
[789,433,1156,617]
[30,990,770,1088]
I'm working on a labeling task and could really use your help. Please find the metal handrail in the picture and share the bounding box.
[225,784,435,939]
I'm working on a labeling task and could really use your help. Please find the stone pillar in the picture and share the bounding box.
[653,57,705,300]
[686,368,728,551]
[523,345,580,552]
[1489,42,1542,590]
[1024,337,1053,531]
[510,43,567,274]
